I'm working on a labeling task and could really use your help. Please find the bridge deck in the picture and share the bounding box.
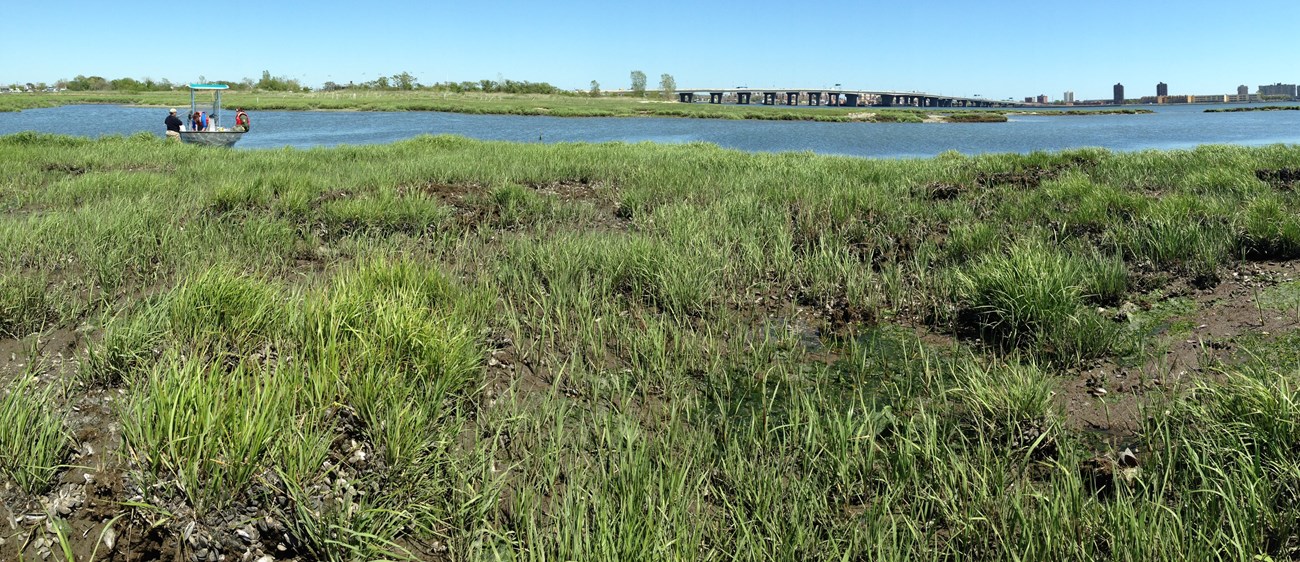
[606,88,1014,107]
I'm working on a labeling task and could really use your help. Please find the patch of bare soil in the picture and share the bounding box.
[975,165,1062,190]
[402,178,629,233]
[1256,167,1300,191]
[481,329,553,406]
[525,178,630,232]
[1058,259,1300,445]
[0,330,82,403]
[0,330,136,562]
[972,154,1099,190]
[920,181,965,201]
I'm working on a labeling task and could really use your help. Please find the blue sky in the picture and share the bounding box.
[2,0,1297,100]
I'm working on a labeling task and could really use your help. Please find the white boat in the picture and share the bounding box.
[178,83,245,147]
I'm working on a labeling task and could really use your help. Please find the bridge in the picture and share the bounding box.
[622,88,1014,108]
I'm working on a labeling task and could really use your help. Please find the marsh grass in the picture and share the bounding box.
[0,273,65,338]
[948,239,1123,364]
[7,132,1300,559]
[0,373,70,493]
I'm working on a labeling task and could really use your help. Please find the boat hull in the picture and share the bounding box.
[179,131,244,147]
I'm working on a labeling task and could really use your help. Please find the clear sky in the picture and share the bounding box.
[2,0,1298,101]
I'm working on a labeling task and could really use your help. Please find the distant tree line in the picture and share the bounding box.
[427,79,560,95]
[33,70,306,92]
[321,72,419,92]
[253,71,307,92]
[60,75,177,92]
[319,74,561,95]
[20,71,562,95]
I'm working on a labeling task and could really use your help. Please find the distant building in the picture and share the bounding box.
[1258,83,1298,97]
[1238,85,1249,96]
[1037,94,1049,104]
[1156,82,1168,97]
[1063,91,1074,104]
[1152,94,1237,104]
[1113,83,1125,105]
[1024,96,1034,103]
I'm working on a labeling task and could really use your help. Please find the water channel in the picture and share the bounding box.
[3,102,1300,158]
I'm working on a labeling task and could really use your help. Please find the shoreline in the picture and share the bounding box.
[1205,105,1300,113]
[4,92,1019,123]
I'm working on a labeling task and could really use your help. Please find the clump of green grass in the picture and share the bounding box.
[0,273,64,338]
[168,267,286,354]
[83,305,166,387]
[950,358,1058,456]
[1106,194,1233,285]
[948,239,1122,364]
[1238,195,1300,260]
[1149,363,1300,558]
[475,182,551,228]
[300,258,483,468]
[319,190,451,237]
[0,375,70,493]
[123,357,310,513]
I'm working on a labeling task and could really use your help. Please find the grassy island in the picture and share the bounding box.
[1206,105,1300,113]
[1010,108,1156,116]
[3,133,1300,560]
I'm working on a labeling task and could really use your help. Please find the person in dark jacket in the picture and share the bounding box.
[164,108,182,142]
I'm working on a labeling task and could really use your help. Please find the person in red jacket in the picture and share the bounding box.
[234,108,250,132]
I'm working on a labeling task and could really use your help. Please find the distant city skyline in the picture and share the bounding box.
[3,0,1299,101]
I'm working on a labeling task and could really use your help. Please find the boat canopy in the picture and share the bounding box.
[188,83,231,134]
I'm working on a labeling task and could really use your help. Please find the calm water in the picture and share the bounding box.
[3,102,1300,158]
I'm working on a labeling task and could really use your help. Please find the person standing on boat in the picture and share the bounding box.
[190,111,203,132]
[234,108,250,132]
[164,108,182,142]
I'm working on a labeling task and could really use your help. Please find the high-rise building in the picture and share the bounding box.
[1238,85,1249,96]
[1259,83,1298,97]
[1063,91,1074,104]
[1156,82,1168,97]
[1113,83,1125,105]
[1037,94,1049,104]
